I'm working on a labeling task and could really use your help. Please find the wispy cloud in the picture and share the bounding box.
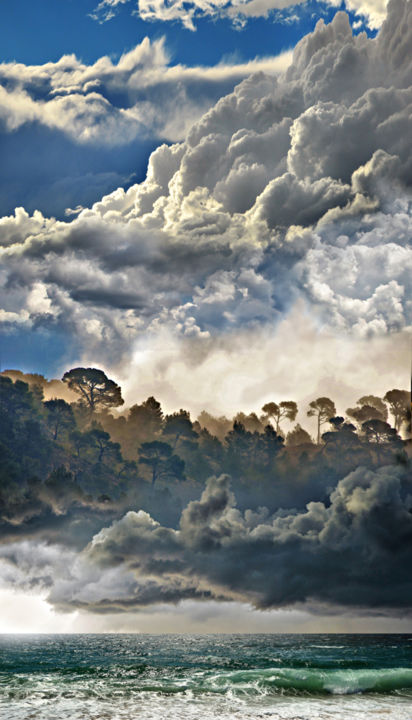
[0,40,291,217]
[90,0,389,30]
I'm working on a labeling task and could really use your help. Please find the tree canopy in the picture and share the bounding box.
[62,368,124,414]
[307,397,337,444]
[262,401,298,435]
[0,368,408,538]
[384,389,409,431]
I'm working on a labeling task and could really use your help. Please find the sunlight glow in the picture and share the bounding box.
[0,588,78,634]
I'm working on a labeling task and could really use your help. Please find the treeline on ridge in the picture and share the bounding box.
[0,366,410,533]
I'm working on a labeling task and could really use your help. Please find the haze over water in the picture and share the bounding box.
[2,634,412,719]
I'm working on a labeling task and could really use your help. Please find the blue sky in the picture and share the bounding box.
[0,0,374,67]
[0,0,411,633]
[0,0,408,390]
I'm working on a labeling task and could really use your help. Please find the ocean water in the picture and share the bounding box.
[1,634,412,720]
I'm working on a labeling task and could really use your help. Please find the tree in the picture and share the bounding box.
[322,417,358,449]
[358,395,388,421]
[0,376,37,423]
[128,396,163,439]
[286,424,313,446]
[44,399,75,441]
[69,429,90,458]
[225,420,254,473]
[197,411,232,441]
[262,401,297,435]
[234,412,263,434]
[346,404,384,427]
[384,389,409,432]
[346,395,387,427]
[163,410,198,449]
[88,428,122,464]
[307,397,336,444]
[138,441,185,485]
[197,428,224,469]
[361,418,402,461]
[362,419,399,444]
[258,424,284,466]
[62,368,124,414]
[41,466,85,512]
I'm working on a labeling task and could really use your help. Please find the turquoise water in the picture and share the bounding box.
[1,634,412,719]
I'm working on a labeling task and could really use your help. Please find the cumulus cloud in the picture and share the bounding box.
[0,40,291,216]
[0,40,291,145]
[0,1,411,625]
[91,0,390,31]
[1,1,411,371]
[0,0,410,420]
[2,465,411,614]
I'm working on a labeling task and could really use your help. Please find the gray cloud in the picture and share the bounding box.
[3,464,410,614]
[0,0,411,625]
[0,0,411,412]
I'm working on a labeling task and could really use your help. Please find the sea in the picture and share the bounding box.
[1,634,412,720]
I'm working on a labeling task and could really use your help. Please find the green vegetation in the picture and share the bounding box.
[0,367,409,533]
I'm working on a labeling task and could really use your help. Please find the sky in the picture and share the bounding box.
[0,0,411,632]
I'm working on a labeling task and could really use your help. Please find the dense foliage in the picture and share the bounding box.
[0,368,409,535]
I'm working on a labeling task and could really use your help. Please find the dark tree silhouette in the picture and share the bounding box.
[307,397,336,444]
[346,394,387,427]
[361,418,402,462]
[286,424,313,446]
[0,376,37,422]
[69,429,90,458]
[163,410,198,449]
[362,419,399,444]
[225,421,254,473]
[384,389,409,432]
[262,401,298,435]
[346,404,384,426]
[234,412,263,433]
[129,397,163,437]
[62,368,124,414]
[358,395,388,421]
[197,411,232,441]
[88,428,121,464]
[41,467,85,511]
[44,399,75,441]
[322,417,358,448]
[138,441,185,485]
[259,425,284,466]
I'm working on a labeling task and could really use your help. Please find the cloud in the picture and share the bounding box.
[118,311,409,418]
[91,0,131,23]
[2,464,410,615]
[0,0,410,416]
[0,40,291,145]
[0,40,291,216]
[91,0,390,30]
[0,0,411,625]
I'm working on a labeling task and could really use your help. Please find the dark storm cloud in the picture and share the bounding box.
[36,464,412,614]
[0,473,127,549]
[0,0,410,623]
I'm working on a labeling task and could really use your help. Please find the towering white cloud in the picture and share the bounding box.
[0,0,410,413]
[0,0,411,624]
[0,41,291,216]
